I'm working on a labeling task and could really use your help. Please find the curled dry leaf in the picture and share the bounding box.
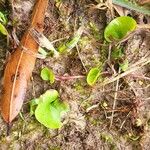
[0,0,49,123]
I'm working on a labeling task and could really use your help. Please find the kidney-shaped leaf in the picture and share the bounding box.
[40,67,55,84]
[104,16,137,42]
[40,90,59,104]
[35,103,61,129]
[87,68,100,86]
[52,99,70,113]
[34,89,69,129]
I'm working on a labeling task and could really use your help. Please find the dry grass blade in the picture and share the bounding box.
[101,56,150,86]
[109,69,120,129]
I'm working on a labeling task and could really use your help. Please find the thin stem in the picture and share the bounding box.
[55,75,85,81]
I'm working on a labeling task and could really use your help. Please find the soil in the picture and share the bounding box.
[0,0,150,150]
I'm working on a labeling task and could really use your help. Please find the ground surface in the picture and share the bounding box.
[0,0,150,149]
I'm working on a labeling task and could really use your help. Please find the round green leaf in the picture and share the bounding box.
[40,67,55,83]
[34,90,61,129]
[52,99,70,113]
[41,67,50,81]
[33,90,70,129]
[87,68,100,86]
[104,16,137,42]
[35,103,62,129]
[40,90,59,104]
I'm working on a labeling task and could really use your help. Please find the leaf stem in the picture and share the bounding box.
[55,75,85,81]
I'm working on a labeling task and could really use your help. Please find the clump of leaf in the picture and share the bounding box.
[87,67,101,86]
[30,90,69,129]
[41,67,55,84]
[104,16,137,42]
[0,11,8,35]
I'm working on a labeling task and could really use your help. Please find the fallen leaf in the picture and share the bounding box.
[0,0,49,123]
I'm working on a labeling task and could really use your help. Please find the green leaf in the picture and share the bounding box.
[35,90,61,129]
[119,59,129,71]
[104,16,137,42]
[29,90,59,116]
[87,68,100,86]
[58,26,83,53]
[0,22,8,35]
[0,11,7,25]
[41,67,55,84]
[29,98,40,116]
[40,90,59,104]
[52,99,70,113]
[32,90,69,129]
[35,103,62,129]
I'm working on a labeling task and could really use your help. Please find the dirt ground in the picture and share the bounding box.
[0,0,150,149]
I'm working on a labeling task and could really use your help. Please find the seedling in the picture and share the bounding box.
[40,67,55,84]
[104,16,137,42]
[30,90,69,129]
[87,67,101,86]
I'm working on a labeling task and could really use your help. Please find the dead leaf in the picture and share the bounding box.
[0,0,49,123]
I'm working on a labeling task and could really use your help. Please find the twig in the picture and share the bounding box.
[109,69,120,129]
[137,24,150,29]
[101,56,150,86]
[76,44,87,72]
[119,111,131,130]
[130,74,150,81]
[108,44,112,61]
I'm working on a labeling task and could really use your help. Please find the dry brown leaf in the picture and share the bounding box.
[0,0,49,123]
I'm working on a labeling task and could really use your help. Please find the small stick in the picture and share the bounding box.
[109,69,120,129]
[76,45,87,72]
[101,56,150,86]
